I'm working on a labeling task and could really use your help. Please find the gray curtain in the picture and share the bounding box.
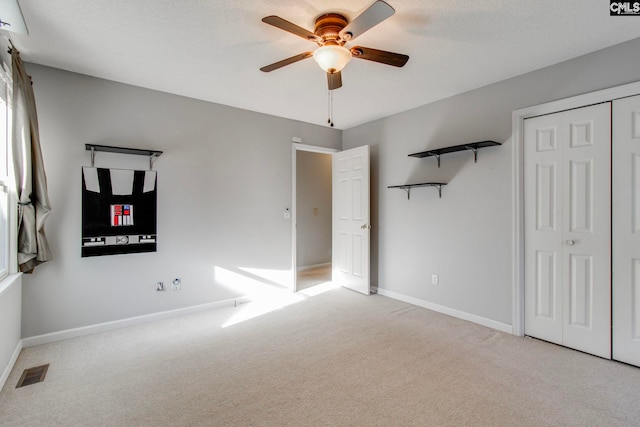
[11,47,52,273]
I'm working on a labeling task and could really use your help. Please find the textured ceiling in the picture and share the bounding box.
[4,0,640,129]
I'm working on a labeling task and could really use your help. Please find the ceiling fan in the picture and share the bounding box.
[260,0,409,91]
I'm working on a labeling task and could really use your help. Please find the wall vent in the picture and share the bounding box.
[16,364,49,388]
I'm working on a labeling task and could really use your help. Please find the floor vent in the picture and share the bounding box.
[16,364,49,388]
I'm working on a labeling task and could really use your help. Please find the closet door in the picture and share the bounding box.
[524,103,611,359]
[613,94,640,367]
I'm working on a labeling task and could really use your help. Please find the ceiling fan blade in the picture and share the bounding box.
[262,16,319,42]
[260,52,313,72]
[327,71,343,90]
[339,0,395,41]
[350,46,409,67]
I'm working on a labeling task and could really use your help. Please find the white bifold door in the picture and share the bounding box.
[524,103,611,359]
[332,145,370,295]
[613,94,640,366]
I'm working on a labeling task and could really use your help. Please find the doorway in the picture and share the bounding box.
[292,144,337,292]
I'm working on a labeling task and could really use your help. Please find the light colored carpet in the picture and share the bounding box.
[2,285,640,426]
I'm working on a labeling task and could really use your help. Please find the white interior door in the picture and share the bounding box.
[524,112,563,345]
[613,94,640,367]
[524,103,611,359]
[332,145,370,295]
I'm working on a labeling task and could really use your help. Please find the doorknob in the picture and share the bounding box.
[566,240,575,246]
[360,224,372,230]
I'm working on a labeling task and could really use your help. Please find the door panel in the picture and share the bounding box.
[633,260,640,339]
[536,163,557,232]
[569,159,592,233]
[525,120,563,345]
[525,103,611,358]
[535,250,557,319]
[568,253,592,327]
[634,154,640,232]
[352,235,363,278]
[613,94,640,367]
[562,104,611,359]
[332,145,370,295]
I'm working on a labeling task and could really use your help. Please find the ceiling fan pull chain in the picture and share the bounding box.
[327,90,331,125]
[328,90,334,128]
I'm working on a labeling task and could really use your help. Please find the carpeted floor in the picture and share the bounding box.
[296,265,332,291]
[1,286,640,426]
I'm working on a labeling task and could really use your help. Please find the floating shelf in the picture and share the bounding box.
[85,144,163,170]
[388,182,447,200]
[408,140,500,167]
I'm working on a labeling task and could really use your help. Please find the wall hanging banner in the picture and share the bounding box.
[82,167,157,257]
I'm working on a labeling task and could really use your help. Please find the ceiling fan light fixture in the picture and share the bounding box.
[313,45,352,73]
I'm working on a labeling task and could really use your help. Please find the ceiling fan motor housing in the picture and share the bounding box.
[314,13,349,46]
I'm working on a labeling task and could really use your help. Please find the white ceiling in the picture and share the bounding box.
[4,1,640,129]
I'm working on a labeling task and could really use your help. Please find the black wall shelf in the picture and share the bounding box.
[85,144,163,170]
[408,140,500,167]
[388,182,447,200]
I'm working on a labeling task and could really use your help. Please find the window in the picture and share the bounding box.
[0,63,13,280]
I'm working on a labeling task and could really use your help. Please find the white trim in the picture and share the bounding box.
[291,143,338,292]
[0,272,20,297]
[22,296,252,347]
[0,273,21,390]
[0,339,22,391]
[512,108,525,337]
[296,262,331,272]
[511,80,640,337]
[377,288,513,334]
[0,65,17,276]
[294,143,339,154]
[0,182,9,281]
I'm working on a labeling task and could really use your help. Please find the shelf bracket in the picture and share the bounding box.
[90,146,96,167]
[435,184,442,198]
[403,187,411,200]
[149,153,160,171]
[434,153,441,168]
[465,146,479,163]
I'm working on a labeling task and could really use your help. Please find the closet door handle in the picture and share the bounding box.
[566,240,575,246]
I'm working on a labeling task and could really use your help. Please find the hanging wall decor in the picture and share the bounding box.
[81,144,162,257]
[81,166,158,257]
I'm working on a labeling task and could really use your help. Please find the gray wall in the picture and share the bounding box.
[296,151,332,269]
[23,64,341,337]
[343,37,640,326]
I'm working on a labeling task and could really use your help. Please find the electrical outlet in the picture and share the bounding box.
[172,278,182,291]
[431,274,439,285]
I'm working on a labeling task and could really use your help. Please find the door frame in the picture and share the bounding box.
[292,143,339,292]
[512,80,640,336]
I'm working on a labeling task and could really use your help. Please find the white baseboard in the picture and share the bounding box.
[22,296,252,348]
[296,262,331,272]
[1,339,22,391]
[376,288,514,334]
